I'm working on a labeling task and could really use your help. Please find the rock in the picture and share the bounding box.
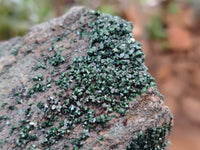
[0,7,172,150]
[167,25,192,51]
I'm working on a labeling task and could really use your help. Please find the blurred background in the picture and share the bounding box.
[0,0,200,149]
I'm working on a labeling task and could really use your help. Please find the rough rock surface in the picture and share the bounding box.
[0,7,172,150]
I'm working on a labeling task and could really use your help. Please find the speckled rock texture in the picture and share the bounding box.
[0,7,172,150]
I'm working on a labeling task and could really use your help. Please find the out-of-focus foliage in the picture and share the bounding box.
[0,0,122,41]
[0,0,53,40]
[146,14,167,40]
[98,5,119,16]
[167,1,178,14]
[146,14,170,51]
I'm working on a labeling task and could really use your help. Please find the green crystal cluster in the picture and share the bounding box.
[67,10,155,117]
[127,119,172,150]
